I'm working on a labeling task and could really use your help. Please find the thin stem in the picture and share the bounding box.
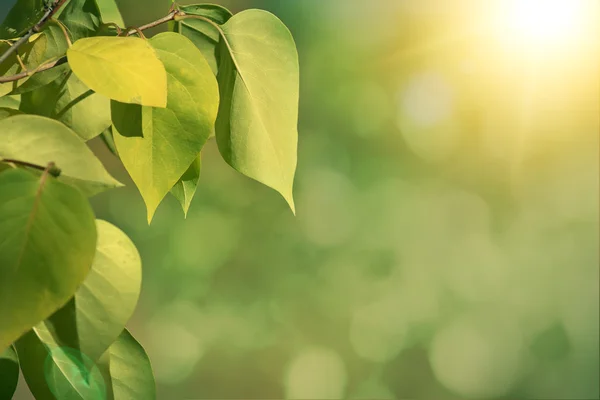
[2,159,61,177]
[0,0,69,65]
[0,10,179,84]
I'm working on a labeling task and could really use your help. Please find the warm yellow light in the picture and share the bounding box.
[500,0,584,48]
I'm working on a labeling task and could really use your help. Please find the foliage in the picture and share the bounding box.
[0,0,299,398]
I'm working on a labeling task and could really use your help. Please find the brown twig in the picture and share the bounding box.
[0,0,69,66]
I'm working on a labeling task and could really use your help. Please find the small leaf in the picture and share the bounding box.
[215,10,299,213]
[0,94,20,109]
[16,220,142,399]
[0,0,45,39]
[96,0,125,26]
[0,168,97,352]
[0,345,19,399]
[113,32,219,222]
[20,70,111,140]
[0,107,21,119]
[172,4,232,74]
[59,0,102,42]
[170,154,201,217]
[67,36,167,107]
[0,114,122,196]
[99,329,156,400]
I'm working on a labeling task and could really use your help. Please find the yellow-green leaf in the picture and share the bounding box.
[67,36,167,107]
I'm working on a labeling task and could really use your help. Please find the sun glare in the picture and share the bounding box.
[498,0,586,49]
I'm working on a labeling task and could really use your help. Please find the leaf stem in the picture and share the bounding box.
[2,159,61,177]
[0,0,69,66]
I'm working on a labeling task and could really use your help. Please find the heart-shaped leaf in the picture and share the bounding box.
[0,168,97,352]
[215,10,299,213]
[172,4,232,74]
[113,32,219,222]
[17,220,142,399]
[170,154,201,217]
[0,345,19,399]
[67,36,167,107]
[20,70,111,140]
[0,114,122,196]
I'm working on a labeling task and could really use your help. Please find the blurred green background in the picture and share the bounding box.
[9,0,600,399]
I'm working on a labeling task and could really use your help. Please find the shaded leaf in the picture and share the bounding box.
[0,168,97,352]
[0,345,19,399]
[215,10,299,213]
[67,36,167,107]
[170,154,201,217]
[17,220,142,399]
[20,70,111,140]
[99,329,156,400]
[96,0,125,26]
[172,4,232,74]
[0,94,20,109]
[0,114,122,196]
[59,0,102,42]
[113,32,218,222]
[0,106,21,119]
[0,0,45,39]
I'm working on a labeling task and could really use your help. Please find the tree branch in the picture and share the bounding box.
[0,0,69,66]
[2,159,61,177]
[0,10,179,84]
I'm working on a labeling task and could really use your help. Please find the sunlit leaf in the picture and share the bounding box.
[20,70,111,140]
[17,220,142,399]
[113,32,218,222]
[96,0,125,26]
[67,36,167,107]
[170,154,201,217]
[172,4,232,74]
[215,10,299,213]
[0,114,122,196]
[0,168,97,352]
[0,345,19,399]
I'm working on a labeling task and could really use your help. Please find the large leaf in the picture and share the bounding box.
[99,329,156,400]
[67,36,167,107]
[17,220,142,399]
[0,345,19,399]
[59,0,102,42]
[2,22,71,96]
[0,114,122,196]
[172,4,232,74]
[0,168,97,353]
[215,10,299,213]
[0,0,45,39]
[20,70,111,140]
[113,32,219,222]
[170,154,201,217]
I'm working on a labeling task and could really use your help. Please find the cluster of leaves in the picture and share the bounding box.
[0,0,299,398]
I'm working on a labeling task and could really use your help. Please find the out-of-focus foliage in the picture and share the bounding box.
[11,0,598,398]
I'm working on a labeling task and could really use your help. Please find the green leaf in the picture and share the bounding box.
[96,0,125,26]
[20,70,111,140]
[0,345,19,399]
[59,0,102,42]
[0,94,20,109]
[113,32,219,222]
[99,329,156,400]
[172,4,232,74]
[170,154,201,217]
[67,36,167,107]
[0,106,21,119]
[0,168,97,353]
[1,23,70,96]
[0,0,45,39]
[16,220,142,399]
[215,10,299,213]
[0,114,122,196]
